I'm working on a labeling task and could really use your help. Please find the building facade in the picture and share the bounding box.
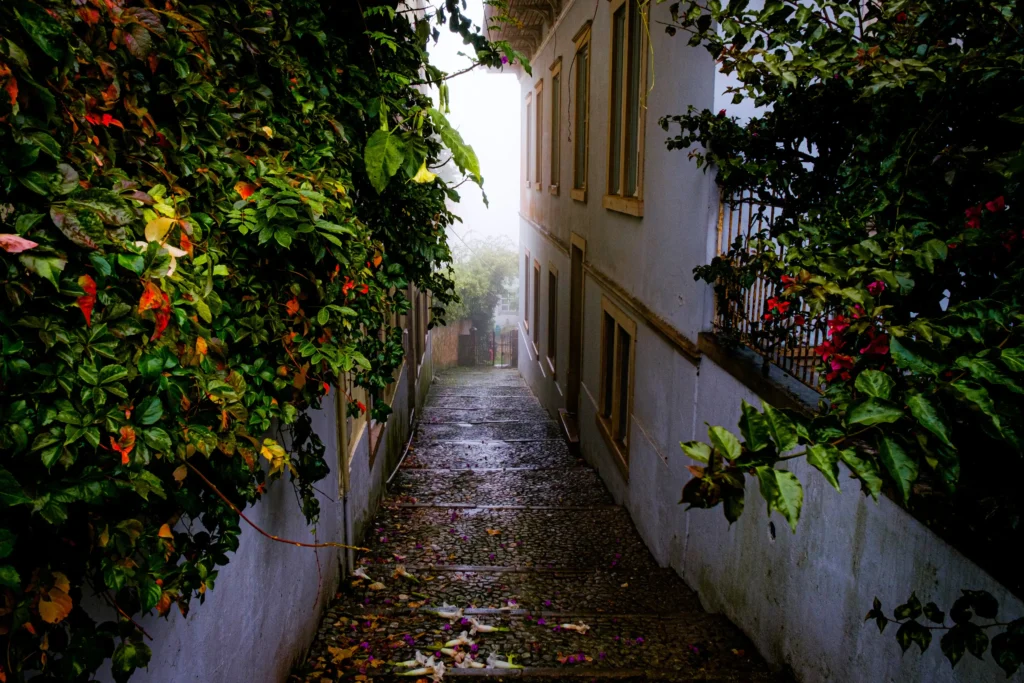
[489,1,1022,682]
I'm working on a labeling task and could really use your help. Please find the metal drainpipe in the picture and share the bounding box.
[335,382,353,576]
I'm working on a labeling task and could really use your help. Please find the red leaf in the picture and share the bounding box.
[179,232,193,256]
[110,426,136,465]
[77,275,97,326]
[285,297,300,316]
[234,182,258,200]
[4,76,16,107]
[138,281,164,313]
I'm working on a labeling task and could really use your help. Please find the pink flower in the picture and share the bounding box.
[859,329,890,356]
[0,233,38,253]
[826,315,849,337]
[501,55,509,65]
[867,280,885,296]
[986,196,1006,212]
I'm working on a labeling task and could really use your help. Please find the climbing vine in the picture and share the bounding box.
[659,0,1024,674]
[0,1,525,680]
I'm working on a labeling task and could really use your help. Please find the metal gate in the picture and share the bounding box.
[489,329,518,368]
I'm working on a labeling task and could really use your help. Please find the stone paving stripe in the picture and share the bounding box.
[396,466,589,472]
[397,504,621,511]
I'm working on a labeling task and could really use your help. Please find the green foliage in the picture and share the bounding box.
[0,1,526,680]
[661,0,1024,672]
[445,242,518,329]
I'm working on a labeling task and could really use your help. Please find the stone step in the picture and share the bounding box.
[420,406,553,423]
[403,441,576,470]
[357,507,656,572]
[432,372,527,387]
[426,395,544,410]
[390,469,613,507]
[417,422,563,442]
[300,610,778,682]
[337,565,703,616]
[430,385,537,397]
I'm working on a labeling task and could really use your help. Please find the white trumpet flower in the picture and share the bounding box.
[393,565,419,583]
[468,616,508,634]
[559,622,591,634]
[486,653,523,669]
[444,631,474,648]
[433,602,463,622]
[352,567,373,582]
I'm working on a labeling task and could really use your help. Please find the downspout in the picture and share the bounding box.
[335,383,353,576]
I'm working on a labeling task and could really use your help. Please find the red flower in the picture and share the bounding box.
[826,315,849,338]
[859,329,890,356]
[77,274,97,326]
[965,204,983,229]
[895,11,908,21]
[357,283,369,295]
[341,277,355,296]
[718,109,727,117]
[285,297,300,317]
[794,315,806,326]
[322,382,330,394]
[155,132,171,148]
[985,196,1006,213]
[357,401,366,414]
[766,297,790,314]
[867,280,885,296]
[763,313,774,321]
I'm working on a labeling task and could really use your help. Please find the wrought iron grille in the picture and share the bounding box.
[713,193,826,392]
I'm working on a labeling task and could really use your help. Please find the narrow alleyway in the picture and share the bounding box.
[293,368,782,682]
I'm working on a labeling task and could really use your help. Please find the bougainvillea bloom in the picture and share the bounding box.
[986,196,1006,212]
[766,297,790,314]
[867,280,886,296]
[859,329,890,356]
[77,275,97,326]
[826,315,849,337]
[965,204,983,229]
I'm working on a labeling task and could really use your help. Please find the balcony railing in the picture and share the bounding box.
[712,193,827,392]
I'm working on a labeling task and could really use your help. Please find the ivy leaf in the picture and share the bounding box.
[428,108,482,185]
[13,1,67,61]
[111,639,152,681]
[941,625,967,668]
[762,404,797,452]
[839,449,883,500]
[738,400,771,452]
[890,337,943,375]
[999,347,1024,374]
[708,425,741,461]
[896,619,932,653]
[0,565,20,589]
[136,396,163,425]
[0,466,32,505]
[680,440,711,463]
[847,398,903,426]
[991,627,1024,677]
[19,253,67,289]
[142,428,172,453]
[878,436,918,504]
[854,370,894,400]
[755,466,803,531]
[364,129,406,193]
[806,443,841,491]
[0,528,14,559]
[906,393,954,447]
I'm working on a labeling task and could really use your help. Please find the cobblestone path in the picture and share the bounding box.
[292,368,782,682]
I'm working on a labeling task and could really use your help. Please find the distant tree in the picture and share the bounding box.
[446,241,517,330]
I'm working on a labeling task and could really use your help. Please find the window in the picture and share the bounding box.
[525,92,533,187]
[547,266,558,375]
[572,23,591,202]
[534,80,544,191]
[532,260,541,352]
[523,251,531,331]
[605,0,646,216]
[549,59,561,194]
[597,296,636,475]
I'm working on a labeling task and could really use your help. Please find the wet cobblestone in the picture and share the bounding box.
[420,406,553,423]
[391,469,613,507]
[403,441,576,470]
[418,422,564,442]
[291,368,783,682]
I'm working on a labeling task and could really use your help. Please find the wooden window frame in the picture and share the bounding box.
[532,259,541,355]
[597,295,636,478]
[571,22,591,203]
[546,264,558,376]
[525,92,533,188]
[549,58,562,195]
[604,0,647,217]
[534,79,544,192]
[523,250,531,333]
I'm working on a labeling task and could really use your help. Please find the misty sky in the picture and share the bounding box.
[426,0,521,254]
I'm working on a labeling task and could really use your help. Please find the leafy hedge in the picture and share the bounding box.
[661,0,1024,673]
[0,1,521,680]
